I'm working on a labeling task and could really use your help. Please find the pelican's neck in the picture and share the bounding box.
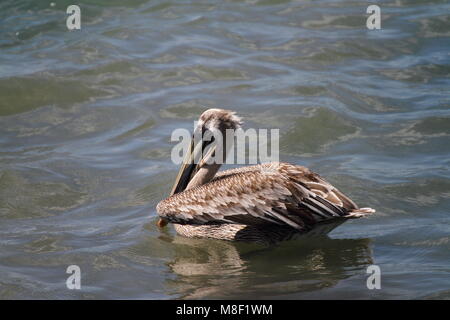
[185,127,231,190]
[185,162,222,190]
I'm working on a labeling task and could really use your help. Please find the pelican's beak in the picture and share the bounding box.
[169,138,199,196]
[157,133,214,228]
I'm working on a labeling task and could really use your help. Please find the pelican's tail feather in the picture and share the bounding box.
[346,207,376,219]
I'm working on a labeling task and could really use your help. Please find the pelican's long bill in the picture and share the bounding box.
[170,138,198,196]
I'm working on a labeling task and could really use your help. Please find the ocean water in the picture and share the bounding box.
[0,0,449,299]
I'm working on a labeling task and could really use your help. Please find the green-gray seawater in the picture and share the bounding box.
[0,0,449,299]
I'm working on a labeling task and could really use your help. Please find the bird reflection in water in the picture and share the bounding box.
[158,222,373,299]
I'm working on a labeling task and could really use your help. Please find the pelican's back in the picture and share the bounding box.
[157,162,374,242]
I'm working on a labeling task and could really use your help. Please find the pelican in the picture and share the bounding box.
[156,108,375,243]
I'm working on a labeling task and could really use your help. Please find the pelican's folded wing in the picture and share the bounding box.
[156,162,360,230]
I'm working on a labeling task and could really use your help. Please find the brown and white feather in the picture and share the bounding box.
[157,162,366,233]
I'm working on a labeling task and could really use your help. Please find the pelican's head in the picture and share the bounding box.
[169,108,242,196]
[196,108,242,133]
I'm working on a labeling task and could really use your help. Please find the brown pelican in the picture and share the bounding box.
[156,108,375,243]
